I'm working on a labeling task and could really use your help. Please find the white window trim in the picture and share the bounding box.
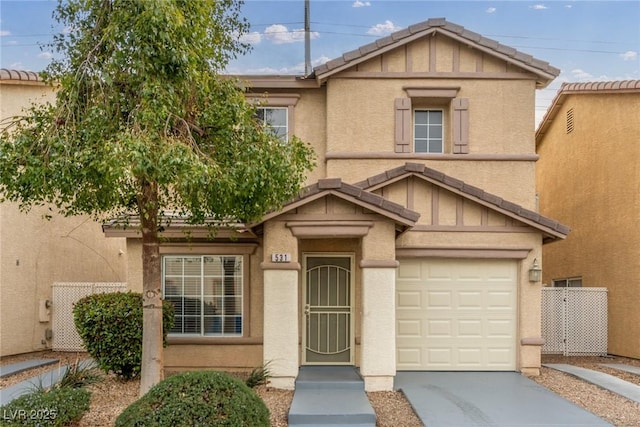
[246,93,300,141]
[413,108,445,154]
[257,106,289,142]
[163,254,245,338]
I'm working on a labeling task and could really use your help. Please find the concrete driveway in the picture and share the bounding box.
[395,372,612,427]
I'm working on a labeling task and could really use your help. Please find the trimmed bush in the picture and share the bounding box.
[73,292,174,379]
[0,387,90,426]
[115,371,270,427]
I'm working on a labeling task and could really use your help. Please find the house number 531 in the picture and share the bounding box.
[271,253,291,263]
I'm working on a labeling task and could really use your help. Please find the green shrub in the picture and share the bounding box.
[73,292,174,379]
[245,361,271,388]
[115,371,270,427]
[0,387,90,426]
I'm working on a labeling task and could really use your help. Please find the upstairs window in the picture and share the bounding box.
[414,110,444,153]
[395,87,467,154]
[256,107,288,141]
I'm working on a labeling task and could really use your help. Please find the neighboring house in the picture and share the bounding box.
[536,80,640,360]
[103,17,569,391]
[0,69,128,357]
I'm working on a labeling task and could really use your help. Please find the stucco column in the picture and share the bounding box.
[261,221,299,389]
[520,245,545,376]
[359,222,397,391]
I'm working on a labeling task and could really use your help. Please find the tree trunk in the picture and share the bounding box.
[138,180,164,396]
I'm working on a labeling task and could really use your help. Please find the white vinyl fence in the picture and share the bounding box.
[541,287,608,356]
[52,282,127,351]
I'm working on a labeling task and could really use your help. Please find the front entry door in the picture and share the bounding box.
[304,255,353,364]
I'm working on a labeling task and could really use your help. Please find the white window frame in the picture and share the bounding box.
[163,255,243,337]
[256,106,289,142]
[414,109,444,154]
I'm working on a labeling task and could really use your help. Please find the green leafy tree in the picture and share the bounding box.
[0,0,314,395]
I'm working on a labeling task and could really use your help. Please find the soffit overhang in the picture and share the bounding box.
[353,162,570,243]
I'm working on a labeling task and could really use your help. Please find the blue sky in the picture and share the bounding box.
[1,0,639,125]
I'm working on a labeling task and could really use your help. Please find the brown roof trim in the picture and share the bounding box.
[354,162,570,242]
[251,178,420,228]
[536,80,640,140]
[312,18,559,87]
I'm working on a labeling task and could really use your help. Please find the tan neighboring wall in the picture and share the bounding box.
[536,81,640,359]
[0,71,128,357]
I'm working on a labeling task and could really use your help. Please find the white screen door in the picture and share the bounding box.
[304,255,353,364]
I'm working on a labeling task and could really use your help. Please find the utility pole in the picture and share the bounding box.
[304,0,311,75]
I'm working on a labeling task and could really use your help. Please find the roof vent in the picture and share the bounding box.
[566,108,574,134]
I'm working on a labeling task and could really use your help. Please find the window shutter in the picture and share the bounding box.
[452,98,469,154]
[394,98,412,153]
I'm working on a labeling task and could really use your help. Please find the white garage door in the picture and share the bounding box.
[396,259,517,371]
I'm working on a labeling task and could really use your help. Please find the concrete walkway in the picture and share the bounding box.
[545,363,640,404]
[288,366,376,426]
[0,359,58,379]
[1,359,94,406]
[600,363,640,376]
[395,372,612,427]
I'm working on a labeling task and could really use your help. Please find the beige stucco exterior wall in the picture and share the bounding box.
[537,92,640,359]
[111,26,554,383]
[0,81,128,357]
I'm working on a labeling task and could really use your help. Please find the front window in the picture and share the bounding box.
[414,109,443,153]
[256,107,288,141]
[163,255,243,336]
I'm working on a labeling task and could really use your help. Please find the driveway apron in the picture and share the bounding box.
[395,372,612,427]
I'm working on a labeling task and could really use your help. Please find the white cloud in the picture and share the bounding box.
[9,62,25,70]
[571,68,593,80]
[37,52,53,59]
[486,7,496,14]
[529,4,548,10]
[264,24,318,45]
[240,31,262,45]
[352,0,371,7]
[565,4,573,8]
[367,20,402,36]
[0,30,11,36]
[620,50,638,61]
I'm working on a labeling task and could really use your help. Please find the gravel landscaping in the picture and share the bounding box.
[2,351,640,426]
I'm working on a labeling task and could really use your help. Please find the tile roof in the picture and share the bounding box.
[312,18,559,87]
[354,162,570,241]
[102,213,254,238]
[0,68,42,82]
[536,79,640,139]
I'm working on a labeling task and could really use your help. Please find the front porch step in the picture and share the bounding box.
[288,367,376,427]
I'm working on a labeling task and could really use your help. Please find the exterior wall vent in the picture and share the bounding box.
[566,108,574,134]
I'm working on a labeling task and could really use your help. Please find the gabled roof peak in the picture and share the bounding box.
[312,18,559,86]
[354,162,569,242]
[536,79,640,139]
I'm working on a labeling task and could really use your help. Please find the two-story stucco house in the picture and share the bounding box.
[536,80,640,360]
[0,69,128,357]
[103,18,569,391]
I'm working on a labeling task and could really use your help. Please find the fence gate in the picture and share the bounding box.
[52,282,127,351]
[541,287,608,356]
